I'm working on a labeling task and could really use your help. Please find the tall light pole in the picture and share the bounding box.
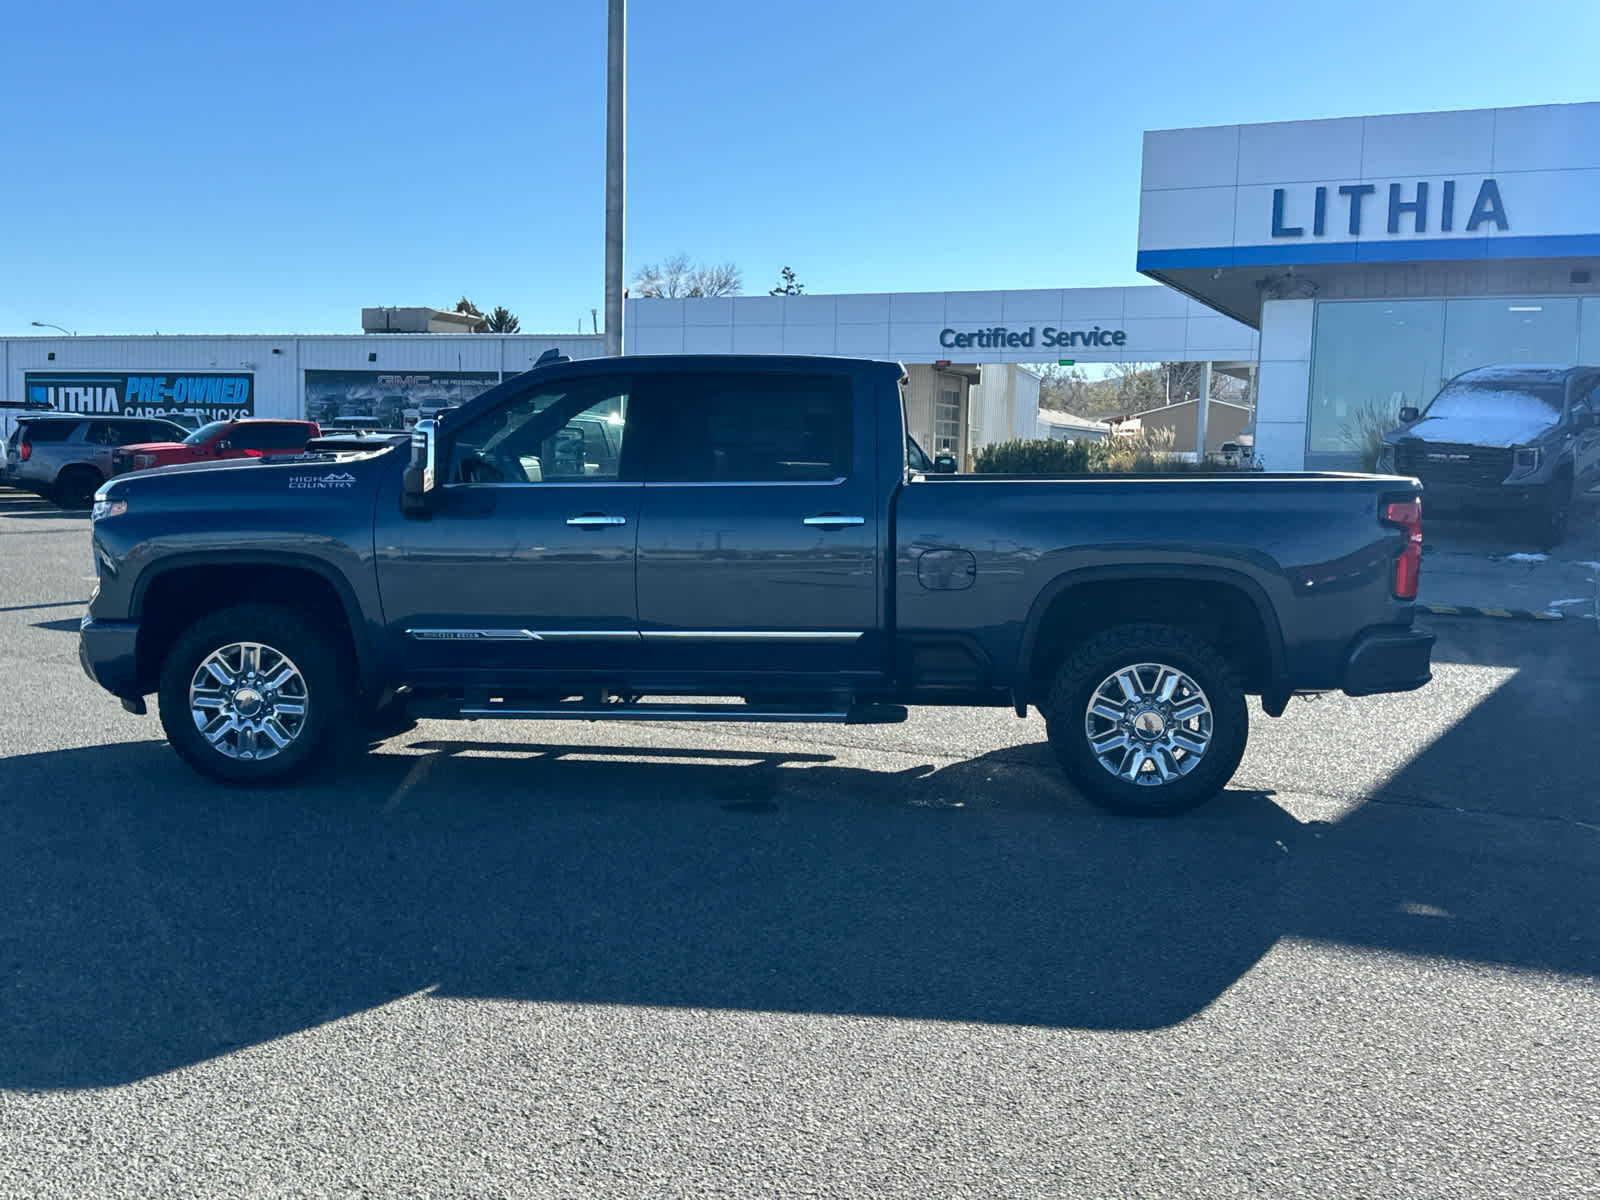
[603,0,625,357]
[31,321,74,336]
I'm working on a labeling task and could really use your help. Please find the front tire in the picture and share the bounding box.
[1044,624,1248,817]
[1527,474,1572,550]
[158,603,355,786]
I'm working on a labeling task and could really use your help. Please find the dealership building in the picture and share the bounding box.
[5,99,1599,470]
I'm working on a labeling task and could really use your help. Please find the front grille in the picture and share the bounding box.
[1393,441,1513,487]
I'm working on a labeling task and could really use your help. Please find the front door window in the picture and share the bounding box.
[449,379,629,484]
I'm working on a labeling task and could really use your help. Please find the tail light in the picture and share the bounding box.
[18,440,31,461]
[1384,498,1422,600]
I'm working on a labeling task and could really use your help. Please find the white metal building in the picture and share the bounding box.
[1,331,603,443]
[623,285,1259,463]
[1136,100,1600,469]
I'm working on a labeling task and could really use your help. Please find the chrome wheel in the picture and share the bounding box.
[1084,661,1213,787]
[188,641,309,761]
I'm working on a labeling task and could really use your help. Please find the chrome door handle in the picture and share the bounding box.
[567,514,627,527]
[803,515,865,528]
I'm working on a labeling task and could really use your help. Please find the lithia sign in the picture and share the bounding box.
[939,326,1126,350]
[24,372,255,419]
[1271,177,1509,239]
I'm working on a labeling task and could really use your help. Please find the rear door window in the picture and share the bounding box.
[645,372,852,483]
[260,423,314,450]
[230,423,311,451]
[85,420,160,446]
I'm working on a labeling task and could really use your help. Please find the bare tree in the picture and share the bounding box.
[630,263,666,298]
[1036,363,1092,414]
[632,253,742,298]
[1109,362,1165,410]
[689,261,742,297]
[1162,362,1205,403]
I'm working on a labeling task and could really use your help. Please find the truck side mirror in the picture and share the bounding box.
[401,418,438,518]
[1398,406,1420,424]
[933,452,958,474]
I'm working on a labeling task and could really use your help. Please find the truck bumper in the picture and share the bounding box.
[79,616,143,699]
[1422,480,1550,514]
[1341,625,1435,697]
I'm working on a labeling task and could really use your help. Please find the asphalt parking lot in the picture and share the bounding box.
[2,491,1598,1199]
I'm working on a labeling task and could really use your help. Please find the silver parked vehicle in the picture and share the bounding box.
[4,415,190,508]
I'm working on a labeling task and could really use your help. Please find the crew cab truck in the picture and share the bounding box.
[110,418,322,475]
[1378,363,1600,548]
[80,354,1434,815]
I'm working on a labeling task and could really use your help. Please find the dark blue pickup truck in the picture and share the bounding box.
[80,353,1433,815]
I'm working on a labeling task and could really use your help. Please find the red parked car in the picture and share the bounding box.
[111,418,321,475]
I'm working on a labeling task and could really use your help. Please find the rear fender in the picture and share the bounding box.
[1015,564,1289,706]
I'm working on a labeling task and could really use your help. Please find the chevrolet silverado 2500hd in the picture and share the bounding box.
[80,353,1434,815]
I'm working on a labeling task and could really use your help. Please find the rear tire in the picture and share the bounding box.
[1044,624,1248,817]
[54,465,102,509]
[158,603,356,786]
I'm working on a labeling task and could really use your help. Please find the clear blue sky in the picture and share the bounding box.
[3,0,1596,337]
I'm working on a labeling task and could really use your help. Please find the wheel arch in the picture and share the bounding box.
[1016,565,1288,710]
[131,552,375,698]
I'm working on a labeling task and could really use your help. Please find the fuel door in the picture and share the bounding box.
[916,549,977,591]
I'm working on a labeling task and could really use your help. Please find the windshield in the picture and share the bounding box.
[1423,378,1564,422]
[182,420,230,445]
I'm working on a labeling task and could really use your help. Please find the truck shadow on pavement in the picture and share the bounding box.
[4,663,1596,1090]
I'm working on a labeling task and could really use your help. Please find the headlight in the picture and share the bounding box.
[134,453,158,469]
[91,498,127,522]
[1513,446,1541,472]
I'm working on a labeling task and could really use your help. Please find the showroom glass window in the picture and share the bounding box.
[1578,297,1600,364]
[1307,300,1445,464]
[1307,296,1593,469]
[1439,299,1580,380]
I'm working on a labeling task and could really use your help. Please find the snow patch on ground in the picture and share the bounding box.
[1546,598,1591,608]
[1503,553,1549,563]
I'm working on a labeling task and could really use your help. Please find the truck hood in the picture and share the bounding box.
[1392,409,1555,449]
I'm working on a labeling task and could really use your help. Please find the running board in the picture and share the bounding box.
[453,700,908,725]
